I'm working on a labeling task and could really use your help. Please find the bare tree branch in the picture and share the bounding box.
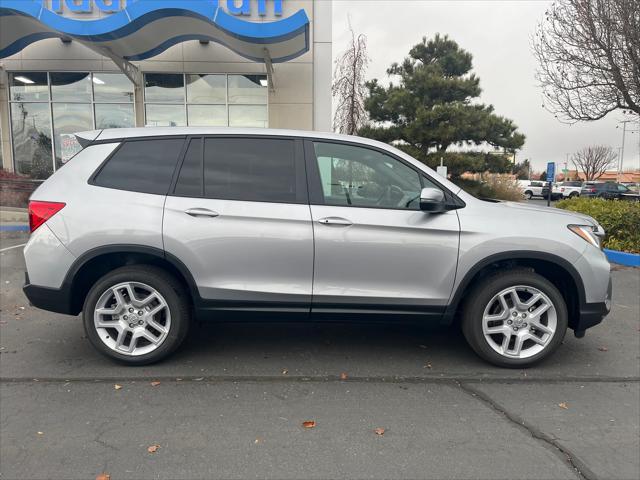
[332,20,369,134]
[533,0,640,123]
[572,145,618,180]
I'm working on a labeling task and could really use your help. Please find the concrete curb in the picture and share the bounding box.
[604,248,640,267]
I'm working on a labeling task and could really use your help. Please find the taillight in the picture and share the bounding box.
[561,188,565,192]
[28,201,65,233]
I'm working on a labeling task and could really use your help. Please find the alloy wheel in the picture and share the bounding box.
[481,285,557,359]
[93,282,171,356]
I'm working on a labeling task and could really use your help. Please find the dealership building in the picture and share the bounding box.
[0,0,332,180]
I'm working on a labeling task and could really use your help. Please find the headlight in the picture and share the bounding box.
[568,224,603,249]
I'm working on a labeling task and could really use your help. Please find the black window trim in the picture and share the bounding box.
[303,138,465,212]
[88,136,188,196]
[168,134,308,205]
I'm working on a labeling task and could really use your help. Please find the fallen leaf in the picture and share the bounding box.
[96,473,111,480]
[418,345,427,349]
[425,362,432,369]
[114,384,122,390]
[558,402,569,410]
[254,438,262,444]
[281,369,288,375]
[340,372,348,380]
[374,427,385,436]
[147,444,160,453]
[302,420,316,429]
[150,381,161,387]
[37,431,44,436]
[598,346,608,352]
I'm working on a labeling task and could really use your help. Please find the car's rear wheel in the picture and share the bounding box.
[83,266,190,365]
[524,191,533,200]
[569,192,579,198]
[461,269,568,368]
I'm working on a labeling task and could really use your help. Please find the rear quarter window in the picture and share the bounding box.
[92,138,185,195]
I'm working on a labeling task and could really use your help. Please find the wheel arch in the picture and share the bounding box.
[64,245,199,315]
[444,251,585,331]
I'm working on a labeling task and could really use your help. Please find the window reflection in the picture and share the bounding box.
[186,74,226,104]
[52,103,93,167]
[228,75,268,104]
[10,102,53,179]
[9,72,49,102]
[187,105,227,126]
[51,72,92,102]
[95,104,135,129]
[144,74,185,103]
[93,73,134,102]
[145,105,186,127]
[229,105,268,128]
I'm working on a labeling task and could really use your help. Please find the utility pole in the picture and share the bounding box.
[618,120,632,181]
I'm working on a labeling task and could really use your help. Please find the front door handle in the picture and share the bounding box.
[317,216,353,226]
[184,208,219,218]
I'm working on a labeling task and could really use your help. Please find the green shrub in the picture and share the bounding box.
[556,197,640,253]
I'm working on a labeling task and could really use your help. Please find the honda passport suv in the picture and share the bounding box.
[23,128,612,367]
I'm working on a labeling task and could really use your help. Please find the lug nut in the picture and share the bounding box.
[138,320,144,326]
[129,323,135,328]
[512,312,518,317]
[522,313,527,318]
[129,308,134,313]
[523,323,528,327]
[138,311,143,316]
[514,327,519,332]
[123,315,128,320]
[507,320,513,325]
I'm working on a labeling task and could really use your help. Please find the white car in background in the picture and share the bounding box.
[518,180,550,200]
[552,181,583,200]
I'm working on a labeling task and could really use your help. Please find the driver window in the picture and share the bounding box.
[313,142,425,210]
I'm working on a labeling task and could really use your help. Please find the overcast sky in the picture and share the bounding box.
[332,0,640,173]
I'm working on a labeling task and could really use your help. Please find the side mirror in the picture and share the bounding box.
[420,187,446,212]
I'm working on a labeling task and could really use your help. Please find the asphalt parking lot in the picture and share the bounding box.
[1,232,639,480]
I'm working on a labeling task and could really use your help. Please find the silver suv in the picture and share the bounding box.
[23,128,612,367]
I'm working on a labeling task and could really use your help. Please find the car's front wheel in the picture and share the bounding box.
[524,191,533,200]
[83,266,191,365]
[461,269,568,368]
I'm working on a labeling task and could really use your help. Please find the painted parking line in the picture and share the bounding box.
[0,243,27,253]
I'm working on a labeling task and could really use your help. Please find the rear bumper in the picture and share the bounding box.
[23,272,76,316]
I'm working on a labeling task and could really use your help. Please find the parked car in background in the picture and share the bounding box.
[581,182,640,201]
[518,180,550,200]
[552,181,583,200]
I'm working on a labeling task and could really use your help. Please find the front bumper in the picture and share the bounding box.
[573,276,612,336]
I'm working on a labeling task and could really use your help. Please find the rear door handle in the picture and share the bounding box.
[317,216,353,226]
[184,208,219,218]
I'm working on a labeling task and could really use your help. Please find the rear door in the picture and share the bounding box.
[305,140,460,317]
[163,136,313,313]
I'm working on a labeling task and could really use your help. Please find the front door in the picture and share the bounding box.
[305,140,460,317]
[163,136,313,313]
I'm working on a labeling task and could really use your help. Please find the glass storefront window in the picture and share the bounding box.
[145,104,186,127]
[93,73,134,102]
[9,72,49,102]
[186,74,226,104]
[229,105,268,128]
[52,103,93,167]
[95,103,135,129]
[51,72,92,102]
[228,75,268,104]
[187,105,228,126]
[10,102,53,179]
[144,74,185,103]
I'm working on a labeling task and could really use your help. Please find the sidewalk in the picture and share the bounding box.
[0,207,28,232]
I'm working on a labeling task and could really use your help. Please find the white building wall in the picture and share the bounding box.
[0,0,332,172]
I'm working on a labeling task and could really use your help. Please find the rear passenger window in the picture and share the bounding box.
[203,138,298,203]
[174,138,203,197]
[93,138,184,195]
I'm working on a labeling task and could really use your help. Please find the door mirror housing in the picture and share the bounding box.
[420,187,446,212]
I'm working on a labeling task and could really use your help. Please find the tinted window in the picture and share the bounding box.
[312,142,425,210]
[204,138,297,203]
[175,138,203,197]
[94,138,184,195]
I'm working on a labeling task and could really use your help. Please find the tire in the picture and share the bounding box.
[524,191,533,200]
[569,192,579,198]
[83,265,191,365]
[461,269,568,368]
